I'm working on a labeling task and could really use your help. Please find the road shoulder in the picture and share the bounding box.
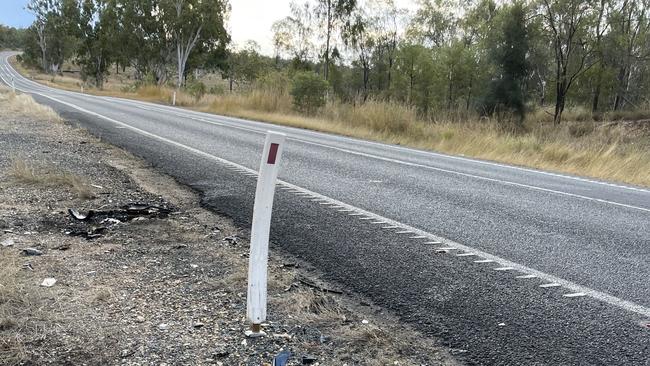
[0,88,459,364]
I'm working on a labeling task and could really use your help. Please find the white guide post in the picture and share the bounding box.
[172,91,176,106]
[246,131,286,336]
[81,85,84,94]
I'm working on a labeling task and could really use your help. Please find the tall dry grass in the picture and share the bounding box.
[9,159,95,199]
[0,91,60,122]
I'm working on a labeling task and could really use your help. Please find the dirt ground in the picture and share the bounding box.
[0,88,459,365]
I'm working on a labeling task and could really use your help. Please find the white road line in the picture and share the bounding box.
[424,241,442,244]
[370,221,387,224]
[494,267,515,271]
[564,292,587,298]
[3,63,650,319]
[348,213,364,216]
[395,230,413,234]
[540,283,562,288]
[457,253,477,257]
[381,226,399,229]
[438,247,458,250]
[410,235,427,239]
[516,274,538,279]
[474,259,495,263]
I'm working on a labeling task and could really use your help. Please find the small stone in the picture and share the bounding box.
[135,316,145,323]
[193,322,204,328]
[40,278,56,287]
[190,264,198,269]
[158,323,169,330]
[22,248,43,256]
[498,323,506,327]
[1,239,14,247]
[212,344,229,358]
[302,355,317,365]
[361,319,369,324]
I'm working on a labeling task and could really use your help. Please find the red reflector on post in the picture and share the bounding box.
[267,143,279,164]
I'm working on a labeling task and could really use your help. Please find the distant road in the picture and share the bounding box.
[2,51,649,365]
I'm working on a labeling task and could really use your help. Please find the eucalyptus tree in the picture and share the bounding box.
[26,0,51,71]
[160,0,230,88]
[315,0,357,81]
[538,0,600,124]
[608,0,650,110]
[342,10,377,100]
[271,1,315,70]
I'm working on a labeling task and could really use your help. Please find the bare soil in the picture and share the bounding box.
[0,89,459,365]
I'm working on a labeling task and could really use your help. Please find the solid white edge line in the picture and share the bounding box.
[2,57,650,319]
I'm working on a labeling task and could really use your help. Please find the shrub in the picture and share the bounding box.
[185,80,206,99]
[290,71,328,113]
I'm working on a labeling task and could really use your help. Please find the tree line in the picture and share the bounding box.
[16,0,650,125]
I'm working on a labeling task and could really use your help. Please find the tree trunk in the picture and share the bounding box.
[592,80,601,113]
[323,0,331,81]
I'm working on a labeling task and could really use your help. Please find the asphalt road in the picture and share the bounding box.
[2,52,649,365]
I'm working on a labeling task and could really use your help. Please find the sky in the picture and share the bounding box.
[1,0,417,56]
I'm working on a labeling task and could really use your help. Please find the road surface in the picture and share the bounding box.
[2,52,649,365]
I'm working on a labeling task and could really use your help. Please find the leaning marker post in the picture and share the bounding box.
[246,131,286,337]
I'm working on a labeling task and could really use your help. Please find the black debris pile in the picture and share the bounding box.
[65,203,174,240]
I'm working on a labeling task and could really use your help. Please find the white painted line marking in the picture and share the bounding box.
[395,230,413,234]
[494,267,514,271]
[474,259,494,263]
[540,283,562,288]
[410,235,427,239]
[319,202,336,205]
[516,274,537,279]
[424,241,442,244]
[382,226,399,229]
[438,247,457,250]
[359,217,375,220]
[338,209,354,212]
[370,221,387,224]
[348,213,364,216]
[563,292,586,298]
[457,253,477,257]
[6,62,649,318]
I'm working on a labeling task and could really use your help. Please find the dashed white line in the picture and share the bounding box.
[494,267,515,271]
[563,292,587,298]
[516,274,538,279]
[474,259,495,263]
[540,283,562,288]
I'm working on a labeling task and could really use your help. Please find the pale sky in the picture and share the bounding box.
[1,0,419,56]
[230,0,419,55]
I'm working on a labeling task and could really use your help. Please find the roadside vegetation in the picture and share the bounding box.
[8,0,650,186]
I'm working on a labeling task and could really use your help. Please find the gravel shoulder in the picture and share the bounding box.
[0,88,459,366]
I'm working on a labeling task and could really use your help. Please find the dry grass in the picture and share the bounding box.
[12,57,650,187]
[9,158,95,199]
[0,91,60,122]
[0,254,34,365]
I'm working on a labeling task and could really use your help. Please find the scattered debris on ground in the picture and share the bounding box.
[0,87,459,365]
